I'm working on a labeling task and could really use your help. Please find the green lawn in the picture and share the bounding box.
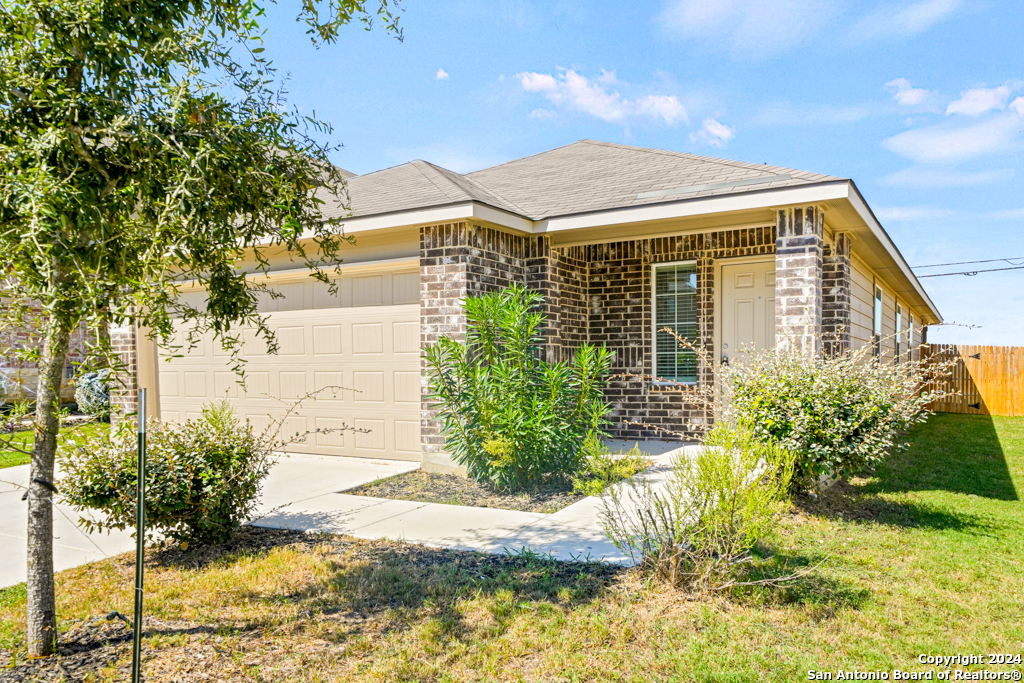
[0,421,107,469]
[0,413,1021,681]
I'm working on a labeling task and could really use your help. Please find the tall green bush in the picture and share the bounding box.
[58,402,275,545]
[424,284,614,491]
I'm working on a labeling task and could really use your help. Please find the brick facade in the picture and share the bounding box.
[418,221,779,449]
[107,322,139,423]
[822,232,852,356]
[775,206,824,356]
[0,302,95,404]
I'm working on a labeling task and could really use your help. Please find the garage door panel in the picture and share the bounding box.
[159,302,421,461]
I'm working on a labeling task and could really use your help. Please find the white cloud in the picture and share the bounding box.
[881,115,1024,164]
[752,102,873,126]
[886,78,939,110]
[874,205,957,222]
[852,0,961,40]
[690,118,736,147]
[530,108,556,120]
[991,207,1024,220]
[946,83,1018,116]
[659,0,837,59]
[435,68,449,81]
[879,167,1006,188]
[1012,97,1024,116]
[516,69,687,126]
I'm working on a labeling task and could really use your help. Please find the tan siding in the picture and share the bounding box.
[851,252,932,362]
[850,256,874,350]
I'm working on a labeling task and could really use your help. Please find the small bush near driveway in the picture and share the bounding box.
[58,402,274,545]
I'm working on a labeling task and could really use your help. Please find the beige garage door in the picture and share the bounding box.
[157,269,423,461]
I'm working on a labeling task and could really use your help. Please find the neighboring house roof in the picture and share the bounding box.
[327,140,841,221]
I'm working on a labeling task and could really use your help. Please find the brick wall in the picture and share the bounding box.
[822,232,852,356]
[0,301,96,404]
[418,220,779,448]
[585,227,776,440]
[107,322,139,424]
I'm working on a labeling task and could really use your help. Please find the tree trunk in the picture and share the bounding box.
[26,320,70,658]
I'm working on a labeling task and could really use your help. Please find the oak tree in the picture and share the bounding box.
[0,0,401,656]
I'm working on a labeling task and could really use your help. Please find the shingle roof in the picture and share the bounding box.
[326,139,843,222]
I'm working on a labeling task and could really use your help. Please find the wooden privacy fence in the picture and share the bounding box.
[922,344,1024,417]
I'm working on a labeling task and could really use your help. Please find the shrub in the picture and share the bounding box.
[424,284,614,491]
[74,369,111,418]
[602,422,795,590]
[58,402,275,545]
[722,342,944,491]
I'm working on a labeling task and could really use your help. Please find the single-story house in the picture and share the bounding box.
[113,139,941,472]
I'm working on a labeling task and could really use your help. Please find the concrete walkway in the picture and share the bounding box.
[252,447,691,564]
[0,446,692,588]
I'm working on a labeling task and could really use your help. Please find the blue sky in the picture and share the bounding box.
[259,0,1024,344]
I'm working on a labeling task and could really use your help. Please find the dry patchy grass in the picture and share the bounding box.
[1,413,1022,681]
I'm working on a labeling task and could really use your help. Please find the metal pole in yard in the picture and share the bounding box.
[131,388,147,683]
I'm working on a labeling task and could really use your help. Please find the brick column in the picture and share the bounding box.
[525,236,561,363]
[822,232,851,356]
[419,222,532,473]
[775,206,824,356]
[107,320,139,427]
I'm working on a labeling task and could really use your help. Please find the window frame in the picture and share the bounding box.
[873,284,883,359]
[908,313,915,362]
[651,260,699,385]
[895,303,903,365]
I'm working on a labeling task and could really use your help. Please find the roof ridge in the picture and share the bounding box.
[465,139,596,177]
[410,160,472,203]
[418,160,532,217]
[578,139,807,177]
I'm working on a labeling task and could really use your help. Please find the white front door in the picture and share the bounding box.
[720,260,776,366]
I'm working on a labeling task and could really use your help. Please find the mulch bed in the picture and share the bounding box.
[345,470,587,514]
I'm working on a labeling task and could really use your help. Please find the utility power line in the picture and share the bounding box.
[913,256,1024,268]
[916,264,1024,278]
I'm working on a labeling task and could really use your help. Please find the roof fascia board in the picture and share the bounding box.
[322,202,533,236]
[535,182,851,233]
[843,182,942,324]
[179,256,420,290]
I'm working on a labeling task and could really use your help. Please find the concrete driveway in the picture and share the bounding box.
[0,453,417,588]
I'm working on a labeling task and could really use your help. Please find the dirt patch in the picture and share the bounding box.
[345,470,587,513]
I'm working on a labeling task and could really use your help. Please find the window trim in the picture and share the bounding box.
[652,259,699,385]
[873,284,883,358]
[895,302,903,365]
[908,313,915,362]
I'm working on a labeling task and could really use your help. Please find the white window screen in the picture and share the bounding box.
[654,263,698,382]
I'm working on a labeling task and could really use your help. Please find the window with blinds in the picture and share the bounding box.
[654,263,698,383]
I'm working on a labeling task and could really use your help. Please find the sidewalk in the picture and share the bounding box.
[0,446,692,587]
[252,446,692,564]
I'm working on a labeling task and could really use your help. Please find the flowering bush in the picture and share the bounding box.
[635,330,950,493]
[721,341,947,491]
